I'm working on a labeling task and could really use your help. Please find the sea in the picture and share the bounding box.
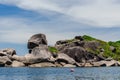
[0,67,120,80]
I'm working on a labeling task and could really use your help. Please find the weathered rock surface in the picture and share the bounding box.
[92,60,120,67]
[55,62,62,67]
[0,56,12,65]
[0,49,15,67]
[29,62,56,67]
[84,63,93,67]
[12,55,26,62]
[0,48,16,56]
[64,64,76,67]
[93,61,106,67]
[31,46,51,58]
[28,33,47,50]
[83,41,100,51]
[55,40,68,45]
[12,61,25,67]
[55,39,105,63]
[0,53,6,56]
[105,60,117,67]
[0,33,120,67]
[56,53,76,64]
[61,46,103,63]
[25,46,52,64]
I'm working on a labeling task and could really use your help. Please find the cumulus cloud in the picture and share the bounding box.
[0,16,120,45]
[67,0,120,27]
[0,16,80,44]
[0,0,63,13]
[1,0,120,44]
[0,0,120,27]
[0,17,33,44]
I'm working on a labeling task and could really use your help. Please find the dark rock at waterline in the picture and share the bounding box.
[0,64,5,67]
[0,48,16,67]
[0,56,12,65]
[28,33,47,50]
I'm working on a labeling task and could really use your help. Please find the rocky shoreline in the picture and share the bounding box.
[0,33,120,67]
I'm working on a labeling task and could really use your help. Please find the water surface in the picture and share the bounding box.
[0,67,120,80]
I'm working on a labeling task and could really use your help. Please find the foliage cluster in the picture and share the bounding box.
[82,35,120,60]
[48,46,58,53]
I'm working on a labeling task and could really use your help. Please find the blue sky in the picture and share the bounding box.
[0,0,120,55]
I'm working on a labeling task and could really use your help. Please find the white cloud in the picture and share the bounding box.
[67,0,120,27]
[1,0,120,44]
[0,17,33,44]
[0,0,63,13]
[0,16,120,45]
[0,0,120,27]
[0,17,78,44]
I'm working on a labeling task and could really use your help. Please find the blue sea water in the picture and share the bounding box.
[0,67,120,80]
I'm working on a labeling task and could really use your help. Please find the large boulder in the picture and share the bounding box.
[29,62,56,67]
[25,54,47,64]
[93,61,106,67]
[55,40,85,51]
[83,41,100,51]
[0,48,16,56]
[61,46,96,62]
[12,55,26,62]
[84,63,93,67]
[12,61,25,67]
[28,33,47,50]
[0,56,12,66]
[56,53,76,64]
[25,46,52,64]
[64,64,76,67]
[31,45,51,57]
[93,60,119,67]
[55,38,104,63]
[105,60,118,67]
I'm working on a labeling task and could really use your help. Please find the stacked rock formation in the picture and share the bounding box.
[0,33,120,67]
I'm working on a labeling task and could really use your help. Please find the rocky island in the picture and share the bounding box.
[0,33,120,67]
